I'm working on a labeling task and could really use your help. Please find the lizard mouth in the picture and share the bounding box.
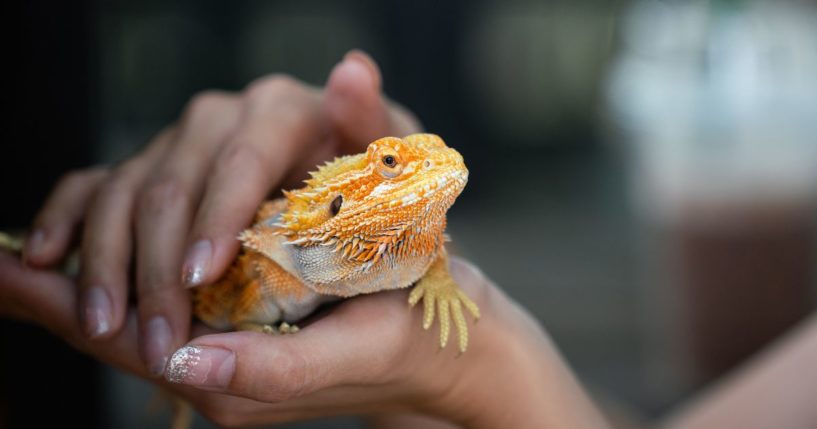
[393,165,468,210]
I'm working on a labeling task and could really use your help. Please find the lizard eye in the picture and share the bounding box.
[330,195,343,217]
[376,151,403,178]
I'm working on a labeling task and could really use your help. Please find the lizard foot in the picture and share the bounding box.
[408,276,480,353]
[278,322,300,334]
[236,322,301,335]
[236,322,278,334]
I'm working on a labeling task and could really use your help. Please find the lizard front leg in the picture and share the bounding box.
[229,253,325,334]
[194,251,320,335]
[408,249,480,353]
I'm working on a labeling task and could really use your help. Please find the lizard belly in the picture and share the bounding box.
[287,242,436,297]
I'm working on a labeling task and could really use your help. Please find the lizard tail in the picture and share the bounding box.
[0,231,24,254]
[0,230,80,276]
[171,396,194,429]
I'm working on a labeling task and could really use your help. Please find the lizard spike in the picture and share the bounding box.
[368,246,385,265]
[359,244,380,262]
[238,230,262,250]
[284,237,309,246]
[351,243,367,258]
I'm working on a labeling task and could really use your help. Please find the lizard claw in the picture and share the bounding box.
[278,322,300,334]
[235,322,300,335]
[409,277,480,353]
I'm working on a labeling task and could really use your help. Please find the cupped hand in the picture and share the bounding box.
[1,248,607,429]
[19,50,420,376]
[163,257,495,427]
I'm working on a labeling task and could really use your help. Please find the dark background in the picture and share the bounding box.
[3,1,816,428]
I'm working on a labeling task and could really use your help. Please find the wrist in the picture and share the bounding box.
[432,283,610,429]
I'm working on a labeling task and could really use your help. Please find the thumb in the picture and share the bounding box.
[324,50,421,153]
[162,258,487,401]
[163,292,414,401]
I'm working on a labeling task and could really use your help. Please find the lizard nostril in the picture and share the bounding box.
[330,195,343,217]
[424,160,432,169]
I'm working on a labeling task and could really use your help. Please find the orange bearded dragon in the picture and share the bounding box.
[192,133,479,352]
[0,133,480,353]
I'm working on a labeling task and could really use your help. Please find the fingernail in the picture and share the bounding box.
[142,316,173,376]
[182,240,211,287]
[165,345,235,388]
[83,286,113,338]
[24,229,45,261]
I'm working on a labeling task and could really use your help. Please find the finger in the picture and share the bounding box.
[78,128,174,342]
[324,50,421,153]
[181,76,323,288]
[0,252,148,376]
[164,289,424,401]
[24,168,108,267]
[135,93,241,376]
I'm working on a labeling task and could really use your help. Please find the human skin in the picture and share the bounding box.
[0,247,610,428]
[2,51,610,428]
[21,50,419,377]
[659,313,817,429]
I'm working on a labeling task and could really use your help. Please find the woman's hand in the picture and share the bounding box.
[19,50,419,376]
[0,249,609,429]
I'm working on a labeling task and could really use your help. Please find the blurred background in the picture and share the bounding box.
[3,0,816,427]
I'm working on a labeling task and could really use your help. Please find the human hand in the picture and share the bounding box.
[0,249,608,429]
[159,259,610,429]
[20,50,420,376]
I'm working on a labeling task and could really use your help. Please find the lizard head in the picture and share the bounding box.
[278,133,467,253]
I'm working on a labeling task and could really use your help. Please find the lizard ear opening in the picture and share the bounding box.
[330,195,343,217]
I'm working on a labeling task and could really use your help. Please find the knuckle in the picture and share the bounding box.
[111,157,141,181]
[450,257,490,306]
[93,175,133,210]
[100,171,132,195]
[245,73,299,102]
[136,177,187,217]
[56,169,89,191]
[215,140,266,176]
[184,90,231,123]
[258,346,311,401]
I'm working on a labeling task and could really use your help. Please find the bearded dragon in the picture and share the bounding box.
[0,133,479,353]
[192,133,479,352]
